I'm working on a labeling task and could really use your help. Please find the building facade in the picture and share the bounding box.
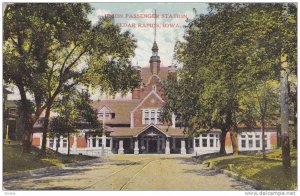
[32,40,278,156]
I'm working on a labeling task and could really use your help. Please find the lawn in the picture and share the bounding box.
[204,149,297,190]
[3,143,98,175]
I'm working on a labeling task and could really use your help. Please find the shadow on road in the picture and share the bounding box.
[182,168,218,176]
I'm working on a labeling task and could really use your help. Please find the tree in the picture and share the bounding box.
[3,3,139,153]
[49,89,100,155]
[162,3,296,160]
[239,81,279,157]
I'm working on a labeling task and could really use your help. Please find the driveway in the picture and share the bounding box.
[3,155,254,190]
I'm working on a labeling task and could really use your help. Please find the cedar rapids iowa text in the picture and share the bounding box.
[116,23,182,28]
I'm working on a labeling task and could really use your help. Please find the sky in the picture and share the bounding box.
[88,3,209,67]
[6,2,209,100]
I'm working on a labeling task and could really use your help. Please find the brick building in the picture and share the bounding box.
[32,40,278,156]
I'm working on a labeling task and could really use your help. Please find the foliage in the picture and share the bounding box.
[161,3,297,155]
[205,149,297,190]
[49,89,101,150]
[3,143,97,175]
[3,3,140,152]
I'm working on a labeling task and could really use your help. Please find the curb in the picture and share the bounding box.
[3,157,104,181]
[210,164,270,190]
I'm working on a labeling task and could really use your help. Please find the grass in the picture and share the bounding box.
[3,143,98,175]
[204,148,297,190]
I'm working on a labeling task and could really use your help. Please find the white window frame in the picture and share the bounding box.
[239,132,271,150]
[142,109,161,125]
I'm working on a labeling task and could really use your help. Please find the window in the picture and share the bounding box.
[202,139,207,147]
[63,139,67,148]
[241,135,246,138]
[256,140,260,148]
[241,140,246,148]
[145,111,150,124]
[143,109,161,125]
[202,134,207,137]
[264,139,268,148]
[106,139,110,147]
[98,139,102,147]
[98,112,111,120]
[152,85,157,92]
[157,111,161,123]
[216,138,219,147]
[9,108,17,114]
[209,134,214,137]
[249,140,253,148]
[248,135,253,139]
[150,110,155,124]
[210,139,214,147]
[255,134,260,138]
[92,138,96,147]
[195,139,200,147]
[49,139,54,148]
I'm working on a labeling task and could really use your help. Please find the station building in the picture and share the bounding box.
[32,40,278,156]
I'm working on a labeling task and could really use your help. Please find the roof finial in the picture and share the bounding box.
[154,9,157,42]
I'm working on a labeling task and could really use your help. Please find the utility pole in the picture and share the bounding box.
[280,3,291,172]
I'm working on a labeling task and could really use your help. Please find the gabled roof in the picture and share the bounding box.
[131,90,165,113]
[110,126,188,138]
[91,100,140,125]
[98,105,113,112]
[134,124,170,137]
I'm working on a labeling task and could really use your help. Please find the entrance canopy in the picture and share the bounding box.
[134,124,170,138]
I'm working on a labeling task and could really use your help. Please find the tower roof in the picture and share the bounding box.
[152,41,158,52]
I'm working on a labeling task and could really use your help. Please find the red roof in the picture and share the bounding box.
[91,100,140,125]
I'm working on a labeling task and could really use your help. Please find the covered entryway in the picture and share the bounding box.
[134,124,171,154]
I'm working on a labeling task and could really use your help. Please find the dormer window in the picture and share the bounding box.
[98,105,113,121]
[98,112,111,120]
[152,85,157,92]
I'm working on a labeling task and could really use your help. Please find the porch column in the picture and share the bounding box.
[73,134,77,152]
[59,135,63,149]
[89,136,93,148]
[102,134,106,149]
[96,135,99,148]
[134,138,139,154]
[110,138,113,150]
[118,139,124,154]
[181,138,186,154]
[53,137,57,149]
[165,138,170,154]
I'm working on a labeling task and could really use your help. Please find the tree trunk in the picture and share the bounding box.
[261,119,266,158]
[230,125,239,155]
[280,51,291,172]
[67,131,70,156]
[17,82,33,153]
[219,129,227,155]
[22,119,33,153]
[41,105,51,154]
